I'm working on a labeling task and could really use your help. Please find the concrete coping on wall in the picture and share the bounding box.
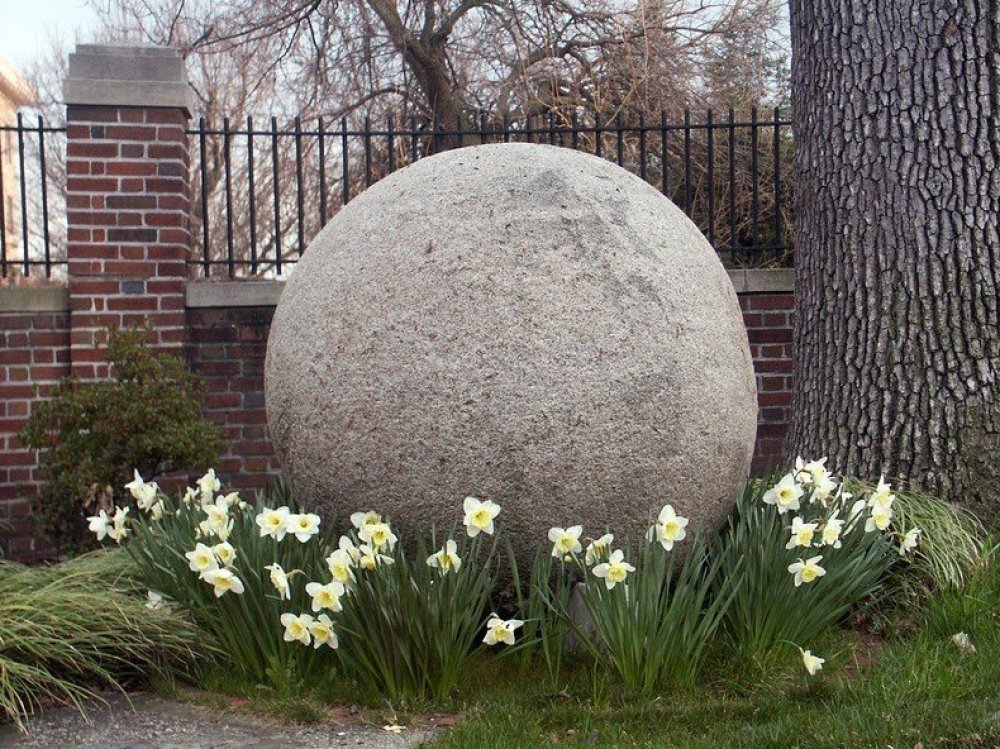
[0,286,69,312]
[185,269,794,308]
[64,43,194,115]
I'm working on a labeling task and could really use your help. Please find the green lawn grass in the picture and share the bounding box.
[421,559,998,749]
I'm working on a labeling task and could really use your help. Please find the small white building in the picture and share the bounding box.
[0,55,35,268]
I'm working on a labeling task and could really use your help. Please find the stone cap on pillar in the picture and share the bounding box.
[64,43,194,116]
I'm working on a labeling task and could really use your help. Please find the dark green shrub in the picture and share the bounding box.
[20,327,221,553]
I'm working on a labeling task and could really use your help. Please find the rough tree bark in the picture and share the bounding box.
[787,0,999,512]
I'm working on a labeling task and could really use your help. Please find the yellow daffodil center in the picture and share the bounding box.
[289,621,307,638]
[661,519,681,540]
[556,535,576,552]
[265,514,283,529]
[777,488,797,505]
[607,563,628,583]
[472,508,491,527]
[801,564,820,583]
[795,527,815,546]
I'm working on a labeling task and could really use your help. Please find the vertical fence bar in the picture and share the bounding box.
[639,112,647,182]
[594,112,602,157]
[615,111,624,166]
[364,115,372,186]
[525,114,533,145]
[294,116,305,256]
[341,117,350,206]
[660,109,668,197]
[37,115,51,276]
[271,116,282,275]
[502,112,510,143]
[750,106,760,254]
[548,111,556,145]
[16,113,29,274]
[198,117,210,275]
[571,110,579,150]
[410,115,419,163]
[773,107,782,256]
[0,128,6,277]
[387,114,396,173]
[706,109,715,248]
[317,117,326,227]
[728,108,736,260]
[223,117,235,278]
[683,109,692,216]
[457,114,464,148]
[247,117,258,275]
[480,111,488,144]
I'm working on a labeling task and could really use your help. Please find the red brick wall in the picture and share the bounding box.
[186,306,281,493]
[740,292,795,472]
[0,308,70,561]
[1,289,795,561]
[66,105,189,379]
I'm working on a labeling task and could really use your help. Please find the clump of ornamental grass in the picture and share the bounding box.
[89,471,522,702]
[531,511,740,694]
[0,550,204,732]
[715,459,919,662]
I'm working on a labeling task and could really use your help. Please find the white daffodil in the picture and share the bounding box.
[483,614,523,645]
[309,614,338,649]
[865,504,893,533]
[145,591,171,614]
[899,527,921,555]
[204,500,233,539]
[358,543,394,570]
[107,506,130,543]
[868,476,895,509]
[181,486,198,506]
[812,472,838,504]
[265,563,293,600]
[463,496,501,537]
[584,533,614,565]
[217,491,241,510]
[87,509,112,541]
[952,632,976,655]
[547,526,583,558]
[338,535,362,563]
[800,648,825,675]
[280,612,313,645]
[305,580,345,613]
[427,539,462,574]
[150,499,166,522]
[326,548,356,584]
[794,456,828,485]
[212,541,237,567]
[359,521,397,550]
[788,555,826,587]
[847,498,868,528]
[592,549,636,590]
[256,506,291,541]
[763,473,804,514]
[648,504,690,551]
[125,469,159,510]
[202,568,245,597]
[197,468,221,502]
[288,512,322,543]
[350,510,382,530]
[786,517,818,549]
[821,512,845,548]
[186,542,220,575]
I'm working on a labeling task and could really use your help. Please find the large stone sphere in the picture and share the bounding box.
[265,143,757,566]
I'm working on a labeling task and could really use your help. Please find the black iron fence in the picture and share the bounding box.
[0,115,66,279]
[190,107,793,278]
[0,107,793,280]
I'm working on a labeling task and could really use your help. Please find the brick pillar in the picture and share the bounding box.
[63,44,192,379]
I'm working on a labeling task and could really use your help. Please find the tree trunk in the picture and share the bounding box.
[787,0,999,513]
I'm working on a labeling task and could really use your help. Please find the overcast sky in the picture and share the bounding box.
[0,0,98,69]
